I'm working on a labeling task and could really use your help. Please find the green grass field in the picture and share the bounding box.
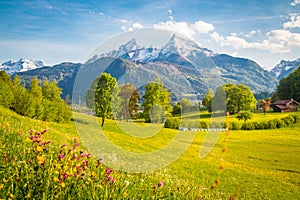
[0,106,299,199]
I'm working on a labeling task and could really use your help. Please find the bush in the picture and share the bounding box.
[198,121,209,129]
[230,122,242,130]
[281,116,294,126]
[289,114,300,123]
[164,118,180,129]
[241,122,255,130]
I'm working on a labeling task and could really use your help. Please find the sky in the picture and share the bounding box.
[0,0,300,70]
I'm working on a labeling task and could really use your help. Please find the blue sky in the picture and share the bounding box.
[0,0,300,70]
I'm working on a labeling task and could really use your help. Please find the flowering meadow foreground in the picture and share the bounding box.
[0,106,300,199]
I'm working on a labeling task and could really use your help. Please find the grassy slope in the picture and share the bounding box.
[1,106,299,199]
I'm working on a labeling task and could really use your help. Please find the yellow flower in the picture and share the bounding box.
[55,164,62,169]
[60,182,65,188]
[0,184,3,190]
[54,170,59,175]
[63,166,68,171]
[3,178,8,183]
[53,177,59,182]
[36,146,43,152]
[25,138,31,143]
[26,193,30,198]
[92,171,97,177]
[9,193,15,199]
[37,156,45,164]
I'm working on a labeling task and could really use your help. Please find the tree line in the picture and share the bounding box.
[0,71,71,123]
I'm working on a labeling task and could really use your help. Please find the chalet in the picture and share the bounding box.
[272,99,300,112]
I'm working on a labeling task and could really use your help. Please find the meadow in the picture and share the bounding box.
[0,106,299,199]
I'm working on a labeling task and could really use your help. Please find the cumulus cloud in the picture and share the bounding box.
[167,9,173,15]
[153,20,214,39]
[211,29,300,53]
[291,0,300,6]
[132,22,143,29]
[283,15,300,28]
[121,22,143,32]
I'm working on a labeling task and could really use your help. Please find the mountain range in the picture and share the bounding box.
[1,35,299,102]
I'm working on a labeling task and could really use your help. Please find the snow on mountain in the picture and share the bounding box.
[270,58,300,80]
[0,58,46,75]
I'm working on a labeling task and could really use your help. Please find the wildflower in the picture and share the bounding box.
[37,156,45,165]
[107,176,115,183]
[106,168,112,175]
[215,179,221,186]
[55,164,62,169]
[60,182,65,188]
[54,170,59,175]
[0,184,3,190]
[92,171,97,177]
[61,144,67,148]
[58,154,65,159]
[74,143,79,147]
[64,166,68,171]
[86,153,91,158]
[124,180,130,186]
[74,138,77,143]
[36,146,43,152]
[9,193,15,199]
[140,179,144,182]
[29,130,33,134]
[63,174,68,179]
[25,138,31,143]
[53,177,59,182]
[73,173,77,177]
[158,182,164,187]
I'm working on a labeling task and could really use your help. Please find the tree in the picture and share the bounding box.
[142,79,172,123]
[220,83,256,114]
[118,84,140,121]
[180,98,192,113]
[94,73,120,126]
[0,71,14,108]
[172,102,182,116]
[272,65,300,102]
[29,77,44,119]
[202,89,213,112]
[259,98,271,115]
[236,111,253,122]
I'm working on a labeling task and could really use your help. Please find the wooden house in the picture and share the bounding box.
[272,99,300,112]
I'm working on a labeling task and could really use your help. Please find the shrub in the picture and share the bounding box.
[230,122,242,130]
[289,114,300,123]
[281,116,294,126]
[198,121,209,129]
[241,122,255,130]
[164,118,180,129]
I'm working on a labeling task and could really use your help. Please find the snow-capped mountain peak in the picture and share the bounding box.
[270,58,300,79]
[0,58,46,75]
[118,39,138,52]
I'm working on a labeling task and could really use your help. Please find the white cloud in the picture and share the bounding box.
[132,22,143,29]
[121,22,143,32]
[283,15,300,28]
[191,20,214,34]
[211,29,300,53]
[153,20,214,39]
[291,0,300,6]
[167,9,173,15]
[121,19,128,23]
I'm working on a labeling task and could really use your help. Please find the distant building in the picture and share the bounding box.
[272,99,300,112]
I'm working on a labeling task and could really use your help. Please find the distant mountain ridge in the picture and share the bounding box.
[3,35,285,101]
[0,58,46,75]
[270,58,300,80]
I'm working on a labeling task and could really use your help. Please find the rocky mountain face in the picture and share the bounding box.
[9,35,279,102]
[0,58,46,75]
[270,58,300,80]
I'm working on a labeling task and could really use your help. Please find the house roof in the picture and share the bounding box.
[274,99,300,105]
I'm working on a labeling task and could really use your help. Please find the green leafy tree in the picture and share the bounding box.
[142,79,172,123]
[29,77,44,119]
[221,83,256,114]
[0,71,14,108]
[94,73,120,126]
[172,102,182,116]
[202,89,213,112]
[180,98,192,113]
[12,75,35,117]
[118,84,140,121]
[272,65,300,102]
[237,111,253,122]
